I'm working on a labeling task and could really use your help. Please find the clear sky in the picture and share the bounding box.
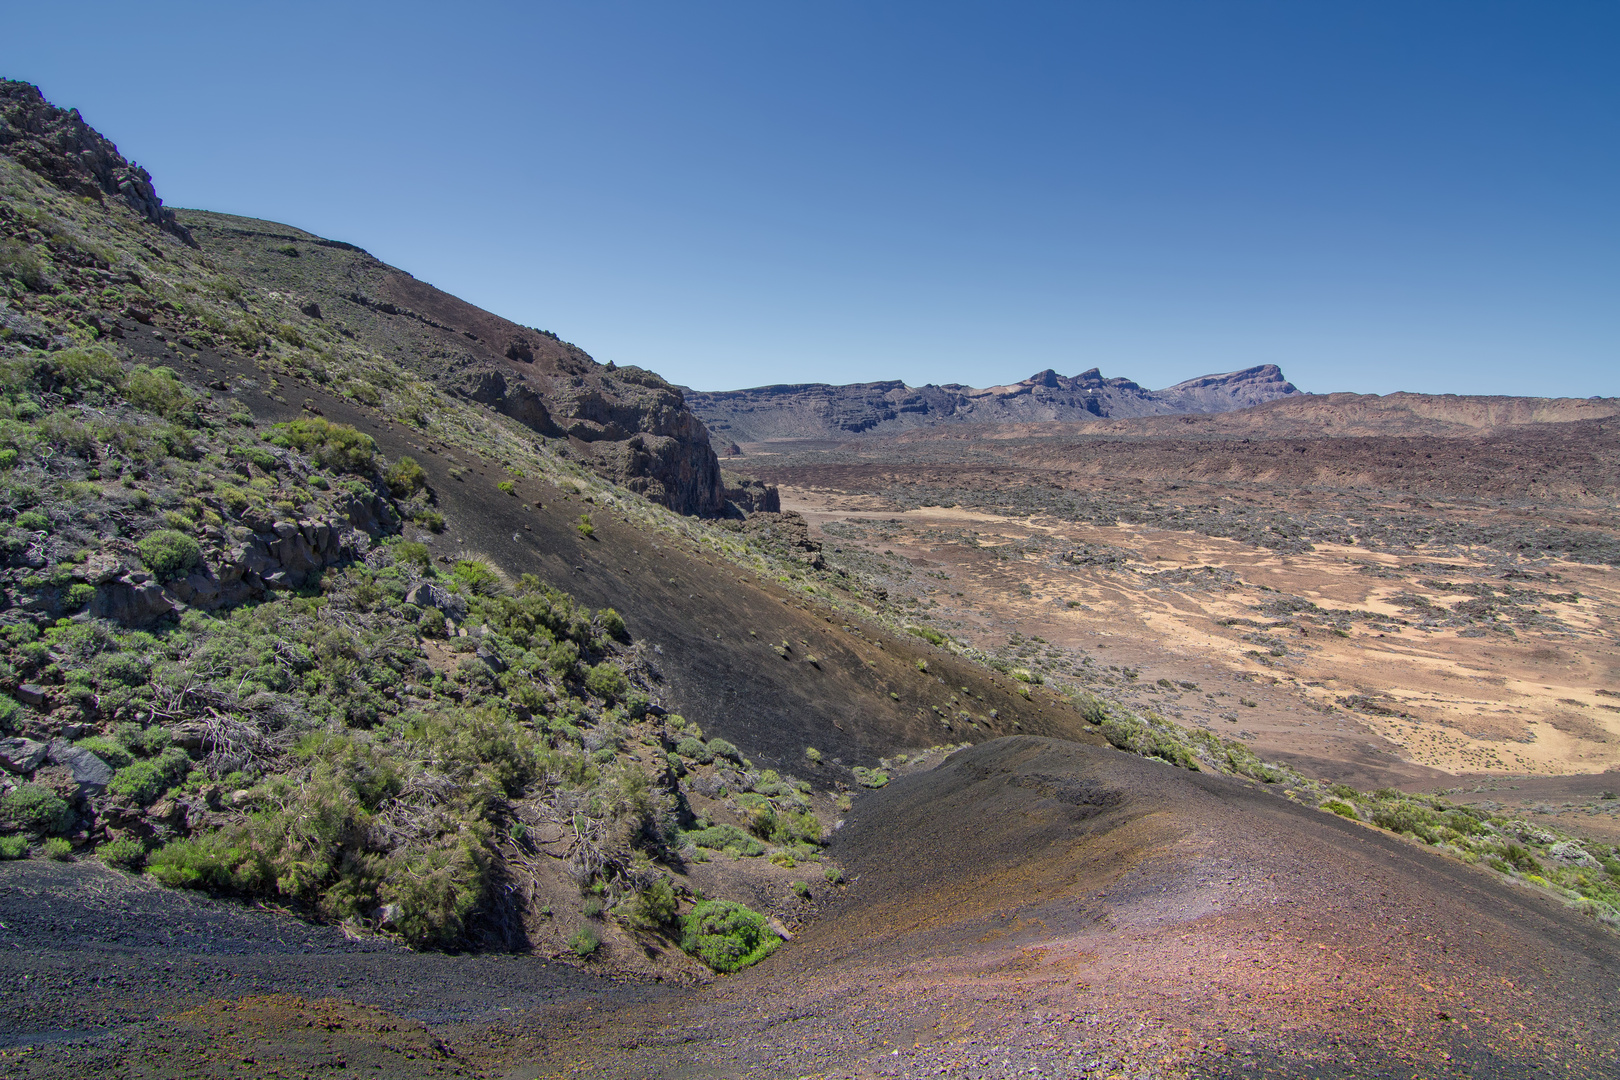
[4,2,1615,396]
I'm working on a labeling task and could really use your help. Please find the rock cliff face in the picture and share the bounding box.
[684,364,1301,443]
[180,211,726,516]
[0,80,194,246]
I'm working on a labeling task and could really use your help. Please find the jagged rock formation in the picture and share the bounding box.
[684,364,1301,443]
[0,80,194,246]
[180,211,727,516]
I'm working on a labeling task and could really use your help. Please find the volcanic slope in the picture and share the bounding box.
[5,78,1620,1079]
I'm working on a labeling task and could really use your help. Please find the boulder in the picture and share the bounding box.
[90,577,176,625]
[406,582,469,622]
[1549,841,1599,868]
[46,738,113,795]
[0,736,48,773]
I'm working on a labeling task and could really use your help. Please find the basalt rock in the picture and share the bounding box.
[46,738,113,796]
[0,79,195,246]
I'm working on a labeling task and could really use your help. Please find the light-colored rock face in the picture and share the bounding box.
[683,365,1302,443]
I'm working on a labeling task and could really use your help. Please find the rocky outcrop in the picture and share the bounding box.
[0,736,48,773]
[182,211,729,517]
[89,491,400,627]
[684,365,1303,443]
[0,80,195,246]
[45,739,113,796]
[721,473,780,516]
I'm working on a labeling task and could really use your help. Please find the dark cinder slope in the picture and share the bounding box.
[684,363,1300,443]
[483,738,1620,1078]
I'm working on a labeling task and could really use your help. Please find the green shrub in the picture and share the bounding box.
[792,880,810,899]
[823,864,845,885]
[852,766,889,789]
[0,835,28,859]
[451,559,501,596]
[576,514,594,538]
[0,784,73,834]
[628,878,678,929]
[706,738,740,762]
[108,747,193,804]
[393,540,432,569]
[907,625,947,646]
[14,509,50,532]
[804,746,822,764]
[598,607,627,641]
[0,448,16,471]
[570,926,600,957]
[685,824,764,857]
[43,837,73,861]
[1367,800,1444,843]
[680,900,780,972]
[66,582,96,608]
[496,480,515,494]
[267,418,377,474]
[125,365,196,420]
[97,838,146,871]
[585,662,629,701]
[214,483,251,513]
[378,841,485,948]
[74,735,134,770]
[1501,843,1543,875]
[675,737,713,763]
[385,456,427,498]
[0,239,48,291]
[148,830,254,890]
[136,528,201,580]
[1320,797,1359,820]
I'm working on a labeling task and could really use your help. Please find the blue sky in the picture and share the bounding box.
[4,2,1615,395]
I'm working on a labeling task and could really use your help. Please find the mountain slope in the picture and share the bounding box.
[684,363,1301,443]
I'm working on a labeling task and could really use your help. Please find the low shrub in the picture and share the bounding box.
[706,738,740,762]
[44,837,73,861]
[136,529,201,580]
[97,838,147,871]
[584,662,629,701]
[852,766,889,789]
[685,824,764,857]
[1320,797,1359,820]
[570,926,600,957]
[385,456,427,498]
[628,878,678,930]
[108,747,193,804]
[267,418,377,474]
[0,835,28,859]
[675,737,713,763]
[598,607,627,641]
[680,900,780,973]
[0,784,73,834]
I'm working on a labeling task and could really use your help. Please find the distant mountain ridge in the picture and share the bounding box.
[683,364,1301,444]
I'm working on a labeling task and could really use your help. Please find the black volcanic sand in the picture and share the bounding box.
[11,739,1614,1078]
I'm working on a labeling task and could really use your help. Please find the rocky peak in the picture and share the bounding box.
[0,80,194,246]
